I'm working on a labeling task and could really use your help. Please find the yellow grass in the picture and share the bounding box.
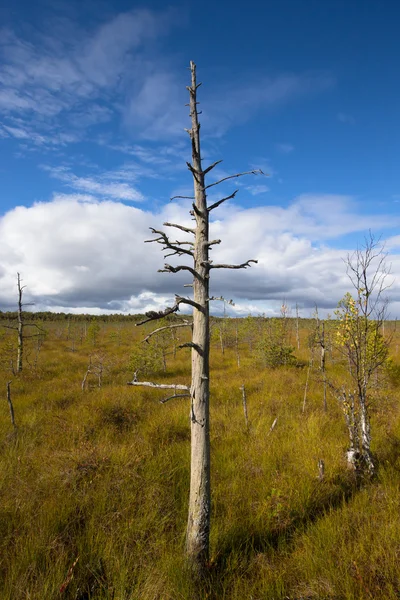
[0,317,399,599]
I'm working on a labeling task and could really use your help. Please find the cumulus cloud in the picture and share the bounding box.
[0,195,398,316]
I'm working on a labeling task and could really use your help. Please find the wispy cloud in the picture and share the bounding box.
[201,72,335,137]
[0,7,336,148]
[245,184,270,196]
[42,165,145,202]
[0,8,176,145]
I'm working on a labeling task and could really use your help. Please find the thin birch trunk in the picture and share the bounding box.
[360,397,374,474]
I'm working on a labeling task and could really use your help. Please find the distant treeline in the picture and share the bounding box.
[0,311,145,322]
[0,310,312,324]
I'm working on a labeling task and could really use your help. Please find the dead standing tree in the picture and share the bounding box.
[3,273,44,373]
[128,61,261,572]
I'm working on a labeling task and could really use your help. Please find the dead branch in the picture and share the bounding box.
[142,321,192,343]
[145,228,194,258]
[203,160,223,175]
[175,295,203,311]
[160,393,191,404]
[205,169,264,190]
[267,417,278,436]
[207,190,238,212]
[170,195,195,201]
[207,259,258,270]
[208,296,235,304]
[158,264,198,278]
[178,342,202,353]
[127,380,190,391]
[163,222,196,235]
[136,300,184,326]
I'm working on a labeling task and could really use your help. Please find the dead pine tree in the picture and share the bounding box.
[3,273,44,373]
[128,61,261,573]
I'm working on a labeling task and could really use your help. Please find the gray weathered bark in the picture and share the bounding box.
[185,61,211,569]
[6,381,16,430]
[17,273,23,373]
[129,61,260,572]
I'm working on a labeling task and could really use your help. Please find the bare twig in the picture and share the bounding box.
[163,222,195,235]
[170,195,195,201]
[267,417,278,436]
[145,228,194,258]
[205,169,264,190]
[160,393,191,404]
[142,321,192,344]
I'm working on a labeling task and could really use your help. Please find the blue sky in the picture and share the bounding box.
[0,0,399,315]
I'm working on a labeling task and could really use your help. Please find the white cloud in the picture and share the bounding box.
[0,9,175,144]
[42,165,145,202]
[0,194,398,315]
[245,184,270,196]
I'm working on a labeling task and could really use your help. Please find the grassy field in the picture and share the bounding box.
[0,316,400,599]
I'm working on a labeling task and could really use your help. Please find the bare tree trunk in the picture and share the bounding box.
[321,322,327,412]
[6,381,16,430]
[342,391,360,470]
[219,326,225,355]
[17,273,23,373]
[295,303,300,350]
[235,322,240,367]
[302,355,313,413]
[128,61,260,574]
[186,62,211,570]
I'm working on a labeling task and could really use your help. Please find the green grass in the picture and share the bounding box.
[0,319,399,599]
